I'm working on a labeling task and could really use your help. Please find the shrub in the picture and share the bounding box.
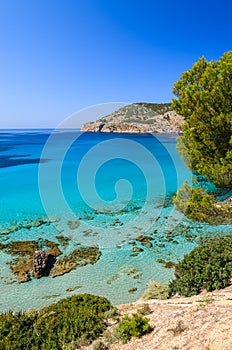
[114,313,151,344]
[104,307,120,321]
[102,330,115,345]
[142,281,170,300]
[0,294,113,350]
[173,181,232,224]
[168,320,185,336]
[169,236,232,297]
[92,340,108,350]
[137,303,152,316]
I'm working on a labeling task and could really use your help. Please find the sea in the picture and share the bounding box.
[0,129,231,311]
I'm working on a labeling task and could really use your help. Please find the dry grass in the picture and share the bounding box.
[82,285,232,350]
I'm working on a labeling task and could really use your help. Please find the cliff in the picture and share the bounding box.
[81,103,184,134]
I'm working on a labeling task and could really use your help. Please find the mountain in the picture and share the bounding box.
[81,103,184,133]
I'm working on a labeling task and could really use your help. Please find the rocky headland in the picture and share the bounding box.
[81,103,184,134]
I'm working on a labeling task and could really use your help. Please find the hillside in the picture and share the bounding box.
[81,103,184,133]
[84,285,232,350]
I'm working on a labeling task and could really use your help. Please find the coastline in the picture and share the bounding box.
[81,103,184,134]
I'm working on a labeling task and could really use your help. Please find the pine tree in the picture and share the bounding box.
[172,51,232,188]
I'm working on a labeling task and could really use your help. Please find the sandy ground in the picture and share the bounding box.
[85,285,232,350]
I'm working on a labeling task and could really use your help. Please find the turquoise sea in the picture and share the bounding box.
[0,129,231,311]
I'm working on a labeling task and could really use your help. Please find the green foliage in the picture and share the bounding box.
[0,294,113,350]
[104,307,120,321]
[169,235,232,297]
[114,313,151,344]
[92,340,109,350]
[173,181,232,224]
[142,281,170,300]
[172,51,232,188]
[137,303,152,316]
[137,102,172,115]
[102,330,115,345]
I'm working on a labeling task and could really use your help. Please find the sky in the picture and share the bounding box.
[0,0,231,128]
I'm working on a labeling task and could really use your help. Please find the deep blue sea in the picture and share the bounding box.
[0,129,231,311]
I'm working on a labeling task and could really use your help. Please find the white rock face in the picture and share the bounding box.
[81,103,184,134]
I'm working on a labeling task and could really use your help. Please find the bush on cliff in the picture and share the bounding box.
[0,294,114,350]
[173,180,232,224]
[169,235,232,297]
[114,313,152,344]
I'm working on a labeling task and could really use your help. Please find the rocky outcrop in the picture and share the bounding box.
[0,217,59,236]
[0,234,103,282]
[50,246,101,277]
[81,103,184,134]
[33,250,50,278]
[10,256,33,283]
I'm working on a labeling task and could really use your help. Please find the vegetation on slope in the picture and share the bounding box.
[81,102,183,133]
[169,235,232,296]
[0,294,113,350]
[114,313,152,344]
[136,102,172,115]
[173,181,232,224]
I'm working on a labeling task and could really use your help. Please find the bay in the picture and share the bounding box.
[0,129,231,311]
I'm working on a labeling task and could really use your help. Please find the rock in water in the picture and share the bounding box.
[33,250,49,278]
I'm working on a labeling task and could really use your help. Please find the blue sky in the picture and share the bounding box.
[0,0,231,128]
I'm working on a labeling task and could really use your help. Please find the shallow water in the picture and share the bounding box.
[0,129,231,311]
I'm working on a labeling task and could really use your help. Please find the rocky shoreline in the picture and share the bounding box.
[0,217,102,283]
[81,103,184,134]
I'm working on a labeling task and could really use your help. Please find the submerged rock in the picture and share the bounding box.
[0,240,40,255]
[83,216,94,220]
[135,235,153,248]
[0,239,62,282]
[157,259,176,269]
[43,240,62,257]
[23,217,60,229]
[41,294,61,300]
[50,246,101,277]
[10,256,33,283]
[141,240,153,248]
[157,243,165,248]
[66,286,82,292]
[0,217,60,237]
[132,246,144,253]
[67,220,80,230]
[127,268,139,276]
[56,235,70,247]
[135,235,152,242]
[0,226,19,235]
